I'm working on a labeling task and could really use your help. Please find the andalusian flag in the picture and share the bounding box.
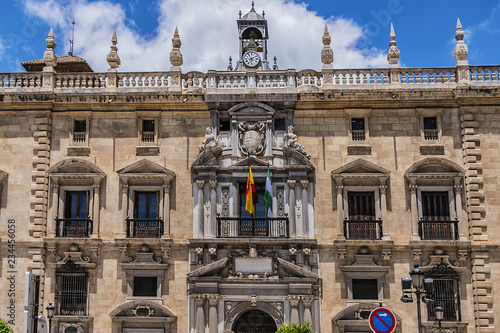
[245,161,256,216]
[264,165,273,217]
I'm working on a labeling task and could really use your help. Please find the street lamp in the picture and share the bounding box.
[435,305,444,333]
[401,264,434,333]
[46,303,55,333]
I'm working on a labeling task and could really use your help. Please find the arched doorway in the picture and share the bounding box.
[233,310,277,333]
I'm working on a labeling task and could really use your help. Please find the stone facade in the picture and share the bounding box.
[1,6,500,333]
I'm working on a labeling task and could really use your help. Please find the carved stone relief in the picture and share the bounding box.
[238,121,266,156]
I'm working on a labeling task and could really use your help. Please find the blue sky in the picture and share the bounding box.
[0,0,499,73]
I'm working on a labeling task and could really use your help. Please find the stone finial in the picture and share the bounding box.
[170,27,183,68]
[387,23,400,67]
[321,23,333,68]
[106,30,121,71]
[454,18,468,62]
[43,28,57,67]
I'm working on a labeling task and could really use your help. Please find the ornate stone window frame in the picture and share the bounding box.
[332,158,390,240]
[418,110,444,155]
[47,158,105,238]
[405,158,465,241]
[68,116,90,156]
[340,254,389,304]
[109,300,177,333]
[345,109,371,155]
[137,114,160,156]
[117,159,175,238]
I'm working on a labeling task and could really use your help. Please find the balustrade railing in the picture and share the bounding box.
[2,65,500,93]
[423,129,439,141]
[351,130,366,141]
[126,218,163,238]
[419,217,459,240]
[73,132,86,143]
[141,131,155,143]
[217,217,289,238]
[343,219,382,240]
[55,218,92,237]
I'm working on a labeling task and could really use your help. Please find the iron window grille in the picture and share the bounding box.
[55,272,88,316]
[426,259,461,322]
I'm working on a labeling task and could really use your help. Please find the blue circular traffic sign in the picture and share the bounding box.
[369,307,396,333]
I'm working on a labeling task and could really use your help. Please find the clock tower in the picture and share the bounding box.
[235,2,269,70]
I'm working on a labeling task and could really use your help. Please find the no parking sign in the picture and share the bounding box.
[369,307,396,333]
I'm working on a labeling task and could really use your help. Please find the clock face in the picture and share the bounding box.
[243,51,260,67]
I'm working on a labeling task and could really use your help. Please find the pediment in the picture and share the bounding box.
[227,102,275,116]
[48,158,104,176]
[229,156,270,169]
[109,300,176,318]
[405,157,464,181]
[332,158,389,181]
[187,256,319,280]
[117,159,175,182]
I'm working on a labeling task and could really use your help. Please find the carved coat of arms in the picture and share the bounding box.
[238,121,266,156]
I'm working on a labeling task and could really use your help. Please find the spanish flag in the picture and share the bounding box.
[245,161,256,216]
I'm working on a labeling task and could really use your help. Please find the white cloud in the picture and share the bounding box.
[23,0,388,72]
[0,38,4,61]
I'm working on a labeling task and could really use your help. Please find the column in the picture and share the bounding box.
[287,180,296,237]
[300,180,309,238]
[196,180,205,238]
[91,181,100,238]
[163,182,171,238]
[121,182,129,237]
[266,119,273,156]
[302,296,314,327]
[195,294,206,333]
[288,295,300,325]
[409,183,419,240]
[379,184,389,240]
[209,180,217,238]
[48,182,59,237]
[207,294,219,333]
[454,182,466,240]
[336,183,344,238]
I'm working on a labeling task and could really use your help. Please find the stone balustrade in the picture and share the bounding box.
[1,65,499,93]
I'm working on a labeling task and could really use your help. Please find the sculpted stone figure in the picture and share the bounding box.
[284,126,310,159]
[197,127,221,155]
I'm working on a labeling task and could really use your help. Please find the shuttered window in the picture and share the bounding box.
[422,191,450,220]
[348,192,375,220]
[55,272,87,316]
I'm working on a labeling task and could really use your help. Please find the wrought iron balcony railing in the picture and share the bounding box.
[419,217,459,240]
[343,218,383,240]
[126,218,163,238]
[55,218,92,237]
[216,217,289,238]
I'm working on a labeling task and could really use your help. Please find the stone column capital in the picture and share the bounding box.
[196,180,205,188]
[300,180,309,188]
[207,294,219,305]
[209,179,217,188]
[195,294,206,306]
[287,179,296,187]
[409,184,418,194]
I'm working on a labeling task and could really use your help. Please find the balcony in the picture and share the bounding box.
[216,217,289,238]
[424,129,439,140]
[343,218,383,240]
[419,217,459,240]
[55,218,92,237]
[351,130,366,141]
[126,218,163,238]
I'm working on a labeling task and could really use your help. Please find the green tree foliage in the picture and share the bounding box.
[276,321,315,333]
[0,319,13,333]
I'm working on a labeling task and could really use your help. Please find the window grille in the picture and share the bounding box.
[55,272,87,316]
[426,259,461,322]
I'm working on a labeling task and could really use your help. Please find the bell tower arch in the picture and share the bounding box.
[236,2,269,70]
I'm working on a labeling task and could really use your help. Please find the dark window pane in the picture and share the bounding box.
[274,119,286,131]
[74,120,86,133]
[239,183,265,218]
[348,192,375,220]
[143,119,155,132]
[55,273,87,316]
[65,192,87,219]
[220,119,230,131]
[133,276,157,297]
[135,192,158,219]
[423,117,437,130]
[351,118,365,131]
[352,279,378,299]
[422,192,450,218]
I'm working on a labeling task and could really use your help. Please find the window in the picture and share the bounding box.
[219,119,230,132]
[423,117,438,140]
[239,183,266,218]
[55,272,88,316]
[274,118,286,131]
[406,158,464,241]
[69,118,90,155]
[133,277,158,297]
[426,260,461,322]
[73,120,87,143]
[351,118,366,141]
[128,191,162,238]
[142,120,155,143]
[57,191,92,237]
[352,279,378,300]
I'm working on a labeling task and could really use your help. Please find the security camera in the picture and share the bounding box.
[182,98,188,103]
[108,99,113,103]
